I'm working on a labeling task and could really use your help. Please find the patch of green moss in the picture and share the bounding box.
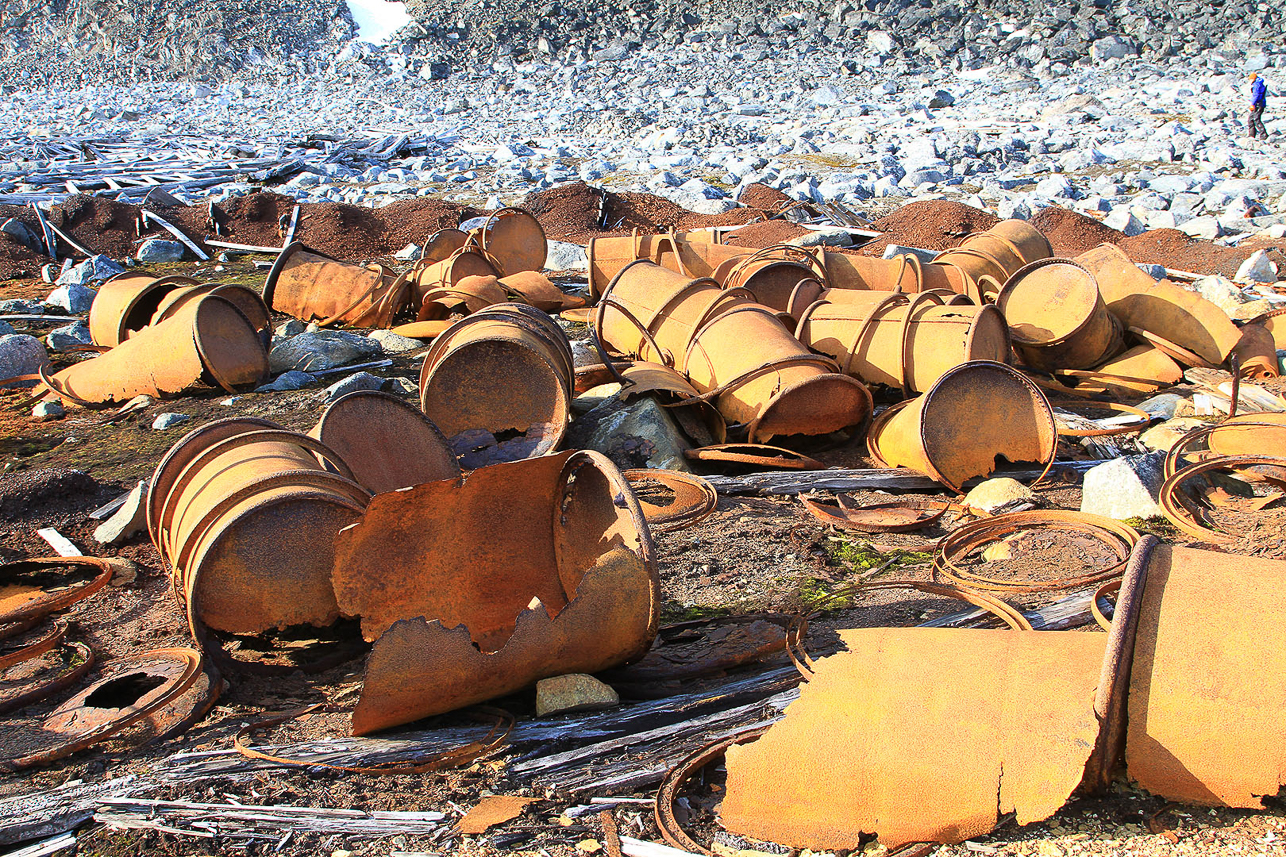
[827,537,934,573]
[660,603,735,624]
[1122,516,1183,540]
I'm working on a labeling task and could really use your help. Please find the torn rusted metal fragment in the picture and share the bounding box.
[624,469,718,531]
[997,258,1123,371]
[413,248,502,313]
[457,796,540,834]
[684,444,825,470]
[311,391,460,495]
[331,450,658,734]
[617,362,726,446]
[720,628,1107,850]
[88,272,200,347]
[417,271,509,321]
[1068,345,1183,396]
[796,291,1010,394]
[800,495,948,533]
[0,557,114,625]
[461,208,548,277]
[1252,307,1286,351]
[868,361,1058,493]
[1075,244,1241,366]
[389,319,452,340]
[419,303,573,466]
[46,295,269,406]
[498,270,588,312]
[1,647,207,771]
[1232,322,1280,379]
[1126,544,1286,807]
[264,243,409,328]
[0,640,95,717]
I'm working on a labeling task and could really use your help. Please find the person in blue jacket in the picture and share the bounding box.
[1248,73,1268,140]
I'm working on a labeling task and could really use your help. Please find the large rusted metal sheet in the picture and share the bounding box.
[310,391,460,495]
[331,450,659,735]
[48,295,268,405]
[1075,243,1241,365]
[1126,544,1286,807]
[419,303,574,466]
[996,258,1123,371]
[264,242,407,327]
[720,628,1107,850]
[796,291,1010,394]
[867,360,1058,493]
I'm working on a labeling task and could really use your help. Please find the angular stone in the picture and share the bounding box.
[1103,208,1145,237]
[31,401,64,421]
[45,321,92,351]
[56,254,125,287]
[1139,418,1209,453]
[0,298,43,314]
[1180,216,1222,240]
[45,283,97,313]
[256,369,314,392]
[268,330,382,374]
[564,395,694,472]
[962,478,1039,515]
[0,334,48,388]
[152,412,191,430]
[320,370,386,402]
[368,330,425,354]
[1079,451,1167,521]
[546,240,589,271]
[1190,274,1247,317]
[93,480,148,545]
[1137,392,1185,420]
[135,238,186,263]
[1234,249,1277,284]
[535,673,620,717]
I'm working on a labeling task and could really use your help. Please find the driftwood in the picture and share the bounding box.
[703,461,1098,496]
[0,777,142,846]
[95,798,444,841]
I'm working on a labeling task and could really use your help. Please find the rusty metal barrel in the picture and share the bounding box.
[149,283,271,347]
[265,243,408,327]
[47,295,269,406]
[459,207,547,276]
[796,291,1010,394]
[89,272,200,347]
[996,258,1123,371]
[411,248,502,314]
[149,418,371,670]
[597,260,871,443]
[419,303,574,466]
[867,360,1058,493]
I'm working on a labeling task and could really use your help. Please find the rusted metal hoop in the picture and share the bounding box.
[1164,419,1286,478]
[624,470,718,532]
[0,620,67,670]
[1158,454,1286,543]
[0,557,115,625]
[933,511,1140,593]
[0,641,95,717]
[684,444,825,470]
[1051,400,1154,437]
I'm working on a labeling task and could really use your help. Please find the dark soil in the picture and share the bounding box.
[1029,205,1126,256]
[722,219,812,247]
[736,182,795,211]
[857,199,1000,255]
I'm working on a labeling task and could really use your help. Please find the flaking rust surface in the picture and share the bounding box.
[720,628,1106,850]
[1126,545,1286,808]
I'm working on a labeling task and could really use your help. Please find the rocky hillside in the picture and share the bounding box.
[0,0,1281,85]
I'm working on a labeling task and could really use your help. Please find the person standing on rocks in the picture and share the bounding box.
[1247,73,1268,140]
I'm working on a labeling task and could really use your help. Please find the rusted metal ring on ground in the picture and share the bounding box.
[1092,578,1121,633]
[1050,401,1154,437]
[786,579,1033,680]
[1158,455,1286,544]
[684,444,824,470]
[233,704,514,775]
[0,641,95,717]
[623,470,718,532]
[0,615,41,642]
[933,511,1140,594]
[0,620,67,670]
[654,725,932,857]
[0,647,206,771]
[1163,419,1286,478]
[799,495,950,533]
[0,557,114,625]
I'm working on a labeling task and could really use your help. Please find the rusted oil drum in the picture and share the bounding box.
[797,291,1010,394]
[710,245,829,313]
[996,258,1123,371]
[412,248,501,315]
[988,219,1053,263]
[150,283,271,347]
[311,391,460,494]
[823,251,955,294]
[460,208,547,276]
[419,303,574,466]
[88,272,200,347]
[587,231,726,297]
[49,295,268,405]
[264,242,405,327]
[417,272,510,321]
[958,231,1029,278]
[867,360,1058,493]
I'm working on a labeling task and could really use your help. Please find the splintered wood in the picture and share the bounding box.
[720,628,1107,850]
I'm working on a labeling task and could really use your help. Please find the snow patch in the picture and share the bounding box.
[347,0,413,44]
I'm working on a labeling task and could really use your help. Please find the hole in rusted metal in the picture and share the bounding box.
[85,672,165,709]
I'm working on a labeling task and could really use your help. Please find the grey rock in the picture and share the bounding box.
[1191,275,1248,317]
[152,412,192,430]
[0,320,12,335]
[31,401,64,421]
[564,395,693,472]
[1235,249,1277,284]
[387,376,418,395]
[368,330,425,354]
[256,369,314,392]
[545,240,589,271]
[1137,393,1185,420]
[268,330,382,374]
[0,334,49,388]
[1137,264,1167,280]
[93,480,148,545]
[535,673,619,717]
[274,319,307,340]
[1,218,41,252]
[320,371,386,402]
[394,243,421,260]
[57,255,125,287]
[0,299,43,314]
[1180,216,1222,240]
[135,238,186,263]
[45,283,97,314]
[1079,451,1167,520]
[789,228,854,248]
[1090,36,1138,61]
[1104,208,1145,237]
[45,322,93,351]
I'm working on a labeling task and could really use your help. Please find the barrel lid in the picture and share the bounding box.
[996,259,1100,346]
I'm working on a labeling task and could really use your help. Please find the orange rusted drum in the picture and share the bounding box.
[823,251,954,294]
[997,258,1123,371]
[987,218,1053,263]
[411,248,501,314]
[597,261,871,442]
[88,272,200,347]
[958,232,1029,278]
[48,295,268,406]
[419,303,574,467]
[150,283,271,347]
[417,272,510,321]
[310,390,460,494]
[461,207,547,276]
[420,228,469,264]
[331,450,659,734]
[1231,323,1280,379]
[497,270,587,312]
[712,245,829,313]
[867,360,1058,493]
[149,420,371,669]
[264,242,408,328]
[797,291,1010,394]
[587,231,727,297]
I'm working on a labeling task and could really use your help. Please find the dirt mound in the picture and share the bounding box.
[378,197,479,252]
[737,183,795,211]
[859,200,999,255]
[50,195,145,260]
[1118,229,1286,279]
[1029,206,1124,257]
[0,234,43,280]
[723,220,812,247]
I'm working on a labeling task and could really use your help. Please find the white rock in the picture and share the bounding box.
[1234,249,1278,284]
[1104,208,1145,236]
[94,480,149,545]
[152,412,191,430]
[1079,452,1167,520]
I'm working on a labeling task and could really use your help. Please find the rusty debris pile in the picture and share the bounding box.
[2,191,1285,855]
